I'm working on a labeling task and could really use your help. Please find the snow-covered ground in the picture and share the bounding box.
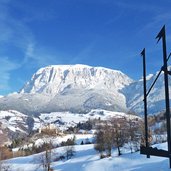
[38,109,140,131]
[4,141,171,171]
[0,109,140,134]
[0,110,28,133]
[16,134,95,150]
[0,109,168,171]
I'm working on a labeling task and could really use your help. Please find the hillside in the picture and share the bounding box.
[0,109,139,143]
[4,141,171,171]
[124,70,171,114]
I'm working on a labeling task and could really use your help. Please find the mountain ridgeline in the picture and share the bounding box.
[0,64,169,115]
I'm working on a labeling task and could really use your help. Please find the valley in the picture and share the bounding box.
[0,64,170,170]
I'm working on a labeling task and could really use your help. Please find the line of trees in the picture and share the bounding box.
[94,116,143,158]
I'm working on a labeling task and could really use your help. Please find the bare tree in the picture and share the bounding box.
[140,121,153,147]
[95,116,143,158]
[126,116,142,153]
[94,129,105,158]
[110,117,127,156]
[94,122,113,158]
[62,136,75,160]
[65,145,74,160]
[38,141,54,171]
[103,123,113,156]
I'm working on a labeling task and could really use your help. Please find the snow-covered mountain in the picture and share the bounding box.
[20,64,132,95]
[0,64,133,114]
[0,64,170,115]
[123,70,171,114]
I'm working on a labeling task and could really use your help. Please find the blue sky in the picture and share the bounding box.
[1,0,171,95]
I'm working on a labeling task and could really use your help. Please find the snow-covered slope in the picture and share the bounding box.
[5,143,171,171]
[123,70,171,114]
[0,110,36,145]
[1,64,170,115]
[39,109,139,131]
[0,109,139,146]
[20,64,132,95]
[0,65,133,114]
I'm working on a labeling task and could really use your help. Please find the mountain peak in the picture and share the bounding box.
[37,64,123,73]
[20,64,133,95]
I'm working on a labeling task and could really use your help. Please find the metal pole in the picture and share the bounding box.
[141,48,150,158]
[156,25,171,168]
[146,53,171,98]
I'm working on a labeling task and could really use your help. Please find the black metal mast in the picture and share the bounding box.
[156,25,171,168]
[141,48,150,158]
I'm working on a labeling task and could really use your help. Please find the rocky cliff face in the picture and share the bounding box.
[0,64,169,115]
[20,64,133,95]
[0,65,133,115]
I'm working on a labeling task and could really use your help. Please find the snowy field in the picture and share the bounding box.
[4,142,171,171]
[0,110,168,171]
[0,109,140,134]
[38,109,140,131]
